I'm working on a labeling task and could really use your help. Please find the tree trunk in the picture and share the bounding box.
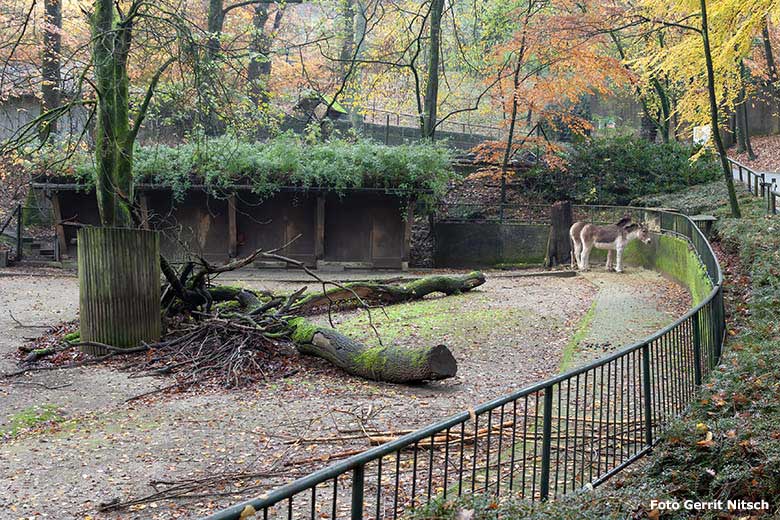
[289,318,457,383]
[339,0,356,79]
[202,0,226,135]
[293,271,486,313]
[501,41,527,205]
[699,0,741,218]
[421,0,444,139]
[92,0,134,227]
[545,201,573,267]
[78,227,161,354]
[247,3,283,108]
[762,21,780,130]
[40,0,62,143]
[738,60,756,159]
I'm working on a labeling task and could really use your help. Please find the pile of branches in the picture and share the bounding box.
[127,319,297,393]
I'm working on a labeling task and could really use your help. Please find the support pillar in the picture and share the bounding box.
[402,199,414,268]
[315,195,325,262]
[50,192,68,258]
[228,194,237,258]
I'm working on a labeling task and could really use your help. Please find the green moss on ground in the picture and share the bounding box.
[63,331,80,343]
[2,405,63,438]
[559,301,597,373]
[336,294,533,348]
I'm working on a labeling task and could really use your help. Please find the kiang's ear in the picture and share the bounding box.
[615,216,632,228]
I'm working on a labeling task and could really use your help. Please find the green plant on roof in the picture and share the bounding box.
[26,134,455,210]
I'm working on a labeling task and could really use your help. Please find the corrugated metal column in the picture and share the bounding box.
[78,227,161,354]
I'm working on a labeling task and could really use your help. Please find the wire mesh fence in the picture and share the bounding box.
[206,207,724,520]
[0,204,60,263]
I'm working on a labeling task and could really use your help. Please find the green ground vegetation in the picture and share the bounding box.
[335,293,535,349]
[2,405,64,438]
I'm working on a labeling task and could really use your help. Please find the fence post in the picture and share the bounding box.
[385,114,390,145]
[641,343,653,447]
[754,174,759,197]
[714,289,723,362]
[539,386,553,501]
[351,464,365,520]
[692,312,703,386]
[738,165,743,182]
[761,174,767,198]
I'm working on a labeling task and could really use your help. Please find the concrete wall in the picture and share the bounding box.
[433,222,549,267]
[433,222,713,304]
[0,96,90,142]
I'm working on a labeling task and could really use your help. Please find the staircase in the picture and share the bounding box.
[27,237,57,261]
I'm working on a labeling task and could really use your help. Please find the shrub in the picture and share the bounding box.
[520,136,721,205]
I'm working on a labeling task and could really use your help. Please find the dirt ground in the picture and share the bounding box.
[0,266,688,519]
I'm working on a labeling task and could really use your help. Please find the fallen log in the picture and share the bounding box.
[293,271,486,312]
[289,318,457,384]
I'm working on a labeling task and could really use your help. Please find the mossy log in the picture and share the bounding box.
[289,318,457,383]
[294,271,486,312]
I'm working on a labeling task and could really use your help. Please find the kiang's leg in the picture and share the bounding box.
[606,250,613,271]
[571,239,581,270]
[580,243,592,271]
[615,247,624,273]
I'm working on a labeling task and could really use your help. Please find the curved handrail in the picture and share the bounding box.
[206,206,724,520]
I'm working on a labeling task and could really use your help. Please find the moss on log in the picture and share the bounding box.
[294,271,486,312]
[289,317,457,383]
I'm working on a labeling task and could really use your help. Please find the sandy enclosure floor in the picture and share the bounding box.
[0,267,688,519]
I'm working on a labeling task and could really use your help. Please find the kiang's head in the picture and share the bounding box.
[626,222,652,244]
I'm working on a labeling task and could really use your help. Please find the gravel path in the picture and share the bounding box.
[0,267,686,519]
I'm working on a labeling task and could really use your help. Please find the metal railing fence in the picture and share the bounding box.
[206,207,724,520]
[360,107,506,140]
[724,156,780,214]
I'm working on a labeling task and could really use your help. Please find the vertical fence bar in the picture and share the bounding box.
[539,386,553,501]
[351,464,364,520]
[641,343,653,447]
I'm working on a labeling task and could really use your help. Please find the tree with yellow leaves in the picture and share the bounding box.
[618,0,780,217]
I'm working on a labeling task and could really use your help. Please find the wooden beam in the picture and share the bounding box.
[138,193,150,230]
[228,194,237,258]
[50,192,68,258]
[315,196,325,260]
[403,199,414,262]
